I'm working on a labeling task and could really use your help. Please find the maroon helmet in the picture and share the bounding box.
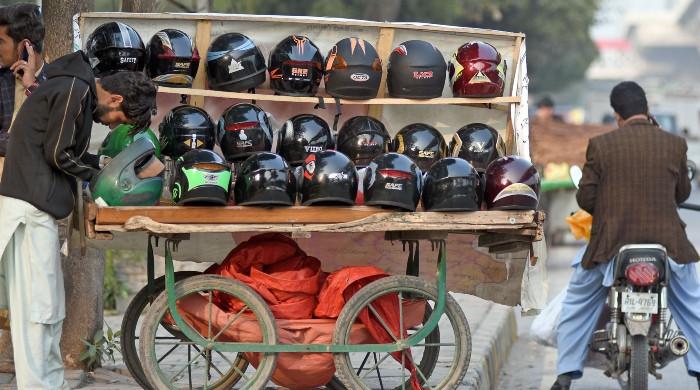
[484,156,540,210]
[448,41,506,98]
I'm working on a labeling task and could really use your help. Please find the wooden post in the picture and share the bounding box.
[505,37,523,155]
[508,36,523,95]
[368,27,395,119]
[190,20,212,108]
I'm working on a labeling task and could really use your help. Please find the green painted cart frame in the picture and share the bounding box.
[85,206,543,388]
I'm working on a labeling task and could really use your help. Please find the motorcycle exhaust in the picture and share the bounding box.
[656,335,690,368]
[670,335,690,356]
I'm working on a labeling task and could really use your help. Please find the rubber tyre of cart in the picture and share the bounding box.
[332,275,470,390]
[325,303,441,390]
[139,275,278,390]
[121,271,249,390]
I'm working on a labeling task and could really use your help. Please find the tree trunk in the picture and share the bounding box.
[42,0,105,370]
[59,238,105,370]
[122,0,156,12]
[42,0,94,61]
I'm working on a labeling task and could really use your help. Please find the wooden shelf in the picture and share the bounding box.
[158,86,521,106]
[91,205,544,237]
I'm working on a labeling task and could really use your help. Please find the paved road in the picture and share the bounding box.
[498,186,700,390]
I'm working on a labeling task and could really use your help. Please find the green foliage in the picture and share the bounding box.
[204,0,600,93]
[79,322,122,370]
[473,0,600,92]
[89,0,600,90]
[103,249,129,312]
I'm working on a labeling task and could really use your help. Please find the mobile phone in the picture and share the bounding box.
[18,41,31,76]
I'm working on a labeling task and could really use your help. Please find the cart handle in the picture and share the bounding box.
[680,203,700,212]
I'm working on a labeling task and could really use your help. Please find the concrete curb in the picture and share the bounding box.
[461,299,518,390]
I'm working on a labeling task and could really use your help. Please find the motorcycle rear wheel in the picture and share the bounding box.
[629,335,649,390]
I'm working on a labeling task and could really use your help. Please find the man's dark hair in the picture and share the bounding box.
[537,96,554,108]
[99,72,158,134]
[610,81,648,120]
[0,3,44,53]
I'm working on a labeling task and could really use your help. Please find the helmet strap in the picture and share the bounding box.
[248,87,256,105]
[332,97,342,133]
[314,95,326,110]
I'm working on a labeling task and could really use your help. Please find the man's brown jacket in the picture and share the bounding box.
[577,118,698,268]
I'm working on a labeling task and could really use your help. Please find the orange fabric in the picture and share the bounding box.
[206,233,322,319]
[316,266,422,389]
[175,293,426,390]
[194,234,424,389]
[344,273,423,390]
[315,266,389,318]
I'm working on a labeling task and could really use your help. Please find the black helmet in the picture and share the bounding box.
[422,157,481,211]
[146,29,199,87]
[268,35,324,96]
[391,123,447,172]
[324,37,382,99]
[387,40,446,98]
[301,150,358,206]
[364,153,422,211]
[217,103,273,163]
[207,33,266,92]
[278,114,334,166]
[159,105,216,159]
[337,116,390,168]
[171,149,231,206]
[234,152,297,206]
[449,123,501,172]
[86,22,146,77]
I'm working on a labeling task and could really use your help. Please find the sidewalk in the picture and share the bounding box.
[0,294,516,389]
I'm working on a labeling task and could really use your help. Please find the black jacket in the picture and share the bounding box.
[0,51,98,219]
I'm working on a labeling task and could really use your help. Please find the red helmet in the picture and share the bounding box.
[484,156,540,210]
[448,41,506,98]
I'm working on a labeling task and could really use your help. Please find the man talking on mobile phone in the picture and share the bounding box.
[0,3,46,181]
[0,2,45,375]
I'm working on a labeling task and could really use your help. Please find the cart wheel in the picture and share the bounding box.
[121,271,249,390]
[332,275,470,390]
[139,275,277,390]
[326,303,441,390]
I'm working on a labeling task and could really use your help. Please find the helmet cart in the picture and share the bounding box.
[77,12,542,390]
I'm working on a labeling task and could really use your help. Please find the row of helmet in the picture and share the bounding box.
[158,103,505,175]
[90,135,539,212]
[169,147,540,212]
[86,21,506,99]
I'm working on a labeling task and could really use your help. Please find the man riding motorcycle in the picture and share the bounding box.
[551,81,700,389]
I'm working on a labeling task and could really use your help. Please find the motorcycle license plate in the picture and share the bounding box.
[621,292,658,314]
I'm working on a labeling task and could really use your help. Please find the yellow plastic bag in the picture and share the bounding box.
[566,210,593,241]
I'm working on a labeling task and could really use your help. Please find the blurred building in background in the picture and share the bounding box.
[552,0,700,136]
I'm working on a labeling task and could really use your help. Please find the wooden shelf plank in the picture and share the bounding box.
[96,206,385,225]
[79,12,526,39]
[94,206,540,235]
[157,86,520,106]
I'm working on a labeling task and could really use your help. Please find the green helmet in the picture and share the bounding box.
[172,149,231,205]
[98,123,161,159]
[90,137,164,206]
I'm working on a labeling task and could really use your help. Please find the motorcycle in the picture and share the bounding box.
[568,166,696,390]
[588,244,689,389]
